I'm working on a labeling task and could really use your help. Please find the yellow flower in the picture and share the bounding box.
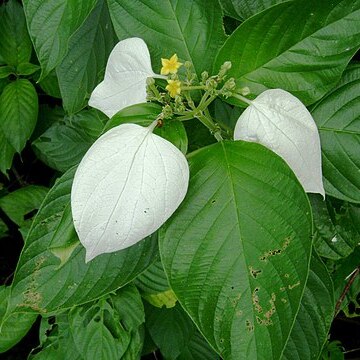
[166,80,181,98]
[161,54,182,75]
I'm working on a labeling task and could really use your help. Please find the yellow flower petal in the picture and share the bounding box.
[161,54,182,75]
[166,80,181,98]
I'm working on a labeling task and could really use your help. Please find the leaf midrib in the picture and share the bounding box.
[220,141,259,359]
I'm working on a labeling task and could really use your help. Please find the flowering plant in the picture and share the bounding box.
[1,1,359,359]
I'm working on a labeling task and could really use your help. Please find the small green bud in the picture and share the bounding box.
[218,61,232,78]
[223,77,236,91]
[162,104,173,118]
[201,71,209,83]
[184,61,192,69]
[239,86,251,96]
[146,77,155,86]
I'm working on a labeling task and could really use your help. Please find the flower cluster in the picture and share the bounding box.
[72,37,324,262]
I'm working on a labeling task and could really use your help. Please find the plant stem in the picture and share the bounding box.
[335,265,360,316]
[195,112,223,141]
[181,85,206,91]
[232,92,253,106]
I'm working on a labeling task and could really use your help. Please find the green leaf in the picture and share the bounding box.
[0,219,7,239]
[145,302,219,360]
[0,79,38,174]
[32,105,65,140]
[16,63,40,76]
[0,286,37,353]
[107,0,226,76]
[0,185,48,227]
[32,109,105,172]
[214,1,360,105]
[38,70,62,98]
[8,167,158,314]
[22,0,98,79]
[134,258,177,308]
[283,252,334,360]
[68,286,144,360]
[331,247,360,316]
[0,0,32,66]
[135,258,170,295]
[310,195,360,260]
[31,285,144,360]
[0,66,15,79]
[219,0,287,21]
[212,98,243,131]
[106,103,188,154]
[311,64,360,203]
[160,141,312,359]
[56,0,117,114]
[184,120,216,152]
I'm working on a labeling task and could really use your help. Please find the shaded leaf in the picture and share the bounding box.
[32,109,105,172]
[310,195,360,260]
[0,0,32,66]
[0,79,38,174]
[145,302,219,360]
[311,64,360,203]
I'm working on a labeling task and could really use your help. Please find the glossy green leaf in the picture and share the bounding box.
[22,0,97,79]
[105,102,188,154]
[107,0,226,77]
[0,79,38,174]
[145,303,219,360]
[311,64,360,203]
[7,167,158,314]
[56,0,117,114]
[0,0,32,66]
[219,0,287,21]
[0,185,48,227]
[160,141,312,359]
[0,286,37,353]
[32,109,105,172]
[283,252,334,360]
[310,195,360,260]
[214,0,360,105]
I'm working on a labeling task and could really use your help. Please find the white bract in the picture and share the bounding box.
[234,89,325,197]
[89,37,164,118]
[71,121,189,262]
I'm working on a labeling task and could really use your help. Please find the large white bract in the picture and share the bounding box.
[88,37,164,118]
[234,89,325,197]
[71,121,189,262]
